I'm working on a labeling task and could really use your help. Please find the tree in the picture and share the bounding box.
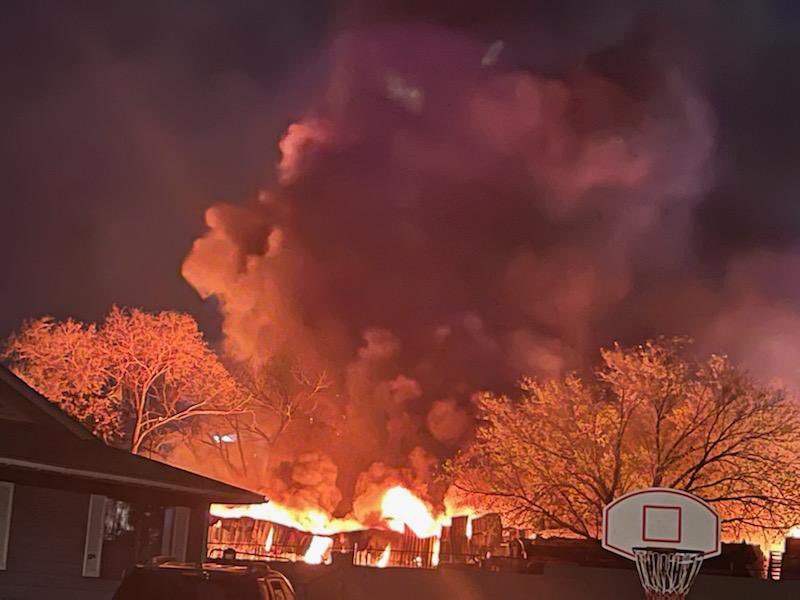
[235,354,330,446]
[446,338,800,540]
[187,354,331,484]
[2,317,119,440]
[4,307,248,453]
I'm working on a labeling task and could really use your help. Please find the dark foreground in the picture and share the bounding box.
[270,561,800,600]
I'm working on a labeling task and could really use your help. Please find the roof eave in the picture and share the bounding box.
[0,456,265,504]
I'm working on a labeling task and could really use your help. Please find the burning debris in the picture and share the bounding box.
[207,486,491,569]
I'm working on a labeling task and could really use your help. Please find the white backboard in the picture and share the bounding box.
[602,488,721,559]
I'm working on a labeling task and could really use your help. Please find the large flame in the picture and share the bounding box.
[211,485,466,539]
[431,536,441,567]
[304,536,333,565]
[380,486,440,538]
[376,544,391,568]
[264,527,274,553]
[211,485,479,568]
[210,501,363,535]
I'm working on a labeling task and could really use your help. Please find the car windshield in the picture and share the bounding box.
[114,569,259,600]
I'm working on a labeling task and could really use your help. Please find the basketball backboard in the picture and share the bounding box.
[602,487,721,559]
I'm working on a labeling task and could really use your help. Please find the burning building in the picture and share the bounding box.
[206,485,469,569]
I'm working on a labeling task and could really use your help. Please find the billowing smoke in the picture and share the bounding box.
[180,18,794,513]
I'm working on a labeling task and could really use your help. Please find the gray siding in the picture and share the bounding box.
[0,484,117,600]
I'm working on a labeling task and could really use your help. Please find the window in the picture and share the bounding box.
[104,499,135,540]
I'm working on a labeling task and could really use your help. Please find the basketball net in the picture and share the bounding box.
[633,548,704,600]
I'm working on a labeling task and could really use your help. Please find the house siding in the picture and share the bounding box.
[0,483,118,600]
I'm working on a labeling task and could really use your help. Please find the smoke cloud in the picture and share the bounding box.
[179,11,800,512]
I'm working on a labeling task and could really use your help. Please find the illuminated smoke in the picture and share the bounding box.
[180,22,745,513]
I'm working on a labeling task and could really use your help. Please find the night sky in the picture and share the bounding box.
[1,0,800,345]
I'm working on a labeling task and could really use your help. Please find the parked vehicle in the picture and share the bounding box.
[113,561,296,600]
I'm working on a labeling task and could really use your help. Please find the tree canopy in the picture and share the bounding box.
[3,307,247,453]
[446,338,800,540]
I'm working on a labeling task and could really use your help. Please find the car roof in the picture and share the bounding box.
[135,561,288,580]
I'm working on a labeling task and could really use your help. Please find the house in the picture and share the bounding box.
[0,365,264,600]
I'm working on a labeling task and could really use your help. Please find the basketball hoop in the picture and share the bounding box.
[632,547,704,600]
[601,488,720,600]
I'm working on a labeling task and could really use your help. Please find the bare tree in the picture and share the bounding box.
[237,354,330,445]
[192,354,331,482]
[446,338,800,540]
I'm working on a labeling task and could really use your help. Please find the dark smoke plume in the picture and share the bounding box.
[180,18,743,510]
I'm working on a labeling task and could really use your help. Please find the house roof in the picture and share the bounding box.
[0,365,264,504]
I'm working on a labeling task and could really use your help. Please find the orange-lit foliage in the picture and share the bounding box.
[4,307,247,453]
[2,317,117,439]
[447,338,800,540]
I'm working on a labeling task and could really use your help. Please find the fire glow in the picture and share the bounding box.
[376,544,392,568]
[303,536,333,565]
[210,500,364,536]
[264,527,274,553]
[380,486,441,538]
[210,485,476,567]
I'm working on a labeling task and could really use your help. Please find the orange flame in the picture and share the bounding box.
[210,485,481,567]
[304,536,333,565]
[381,486,440,538]
[264,527,274,553]
[210,502,363,535]
[376,544,391,568]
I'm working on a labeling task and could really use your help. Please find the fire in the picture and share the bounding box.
[210,502,363,536]
[431,536,441,567]
[303,536,333,565]
[211,485,481,568]
[770,526,800,552]
[380,486,440,538]
[264,527,274,553]
[386,518,405,533]
[376,544,391,568]
[211,485,451,541]
[212,486,453,539]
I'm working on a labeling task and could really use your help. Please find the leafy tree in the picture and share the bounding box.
[446,338,800,540]
[4,307,248,453]
[2,317,118,439]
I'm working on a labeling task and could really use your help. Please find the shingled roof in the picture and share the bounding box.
[0,365,264,504]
